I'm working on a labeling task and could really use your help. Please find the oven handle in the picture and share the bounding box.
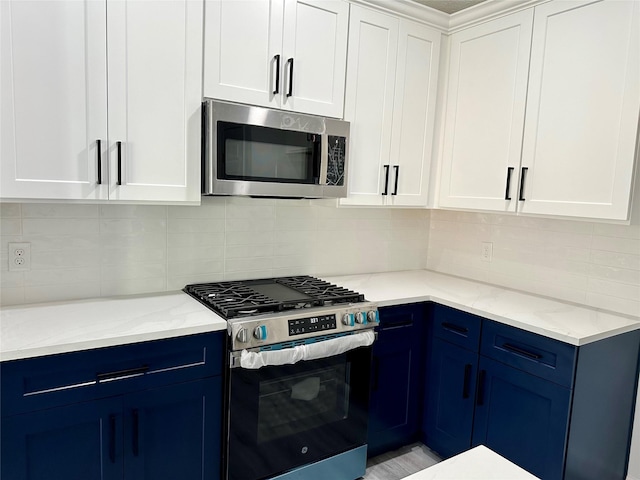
[233,330,375,369]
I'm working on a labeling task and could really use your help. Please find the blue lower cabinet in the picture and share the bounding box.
[124,378,222,480]
[422,338,477,458]
[1,397,123,480]
[471,356,571,480]
[368,304,425,457]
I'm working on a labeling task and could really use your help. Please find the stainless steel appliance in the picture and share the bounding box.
[184,276,378,480]
[202,100,350,198]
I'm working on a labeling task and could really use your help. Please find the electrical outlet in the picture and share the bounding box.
[481,242,493,262]
[9,242,31,271]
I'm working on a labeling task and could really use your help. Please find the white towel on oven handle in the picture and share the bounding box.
[239,330,375,369]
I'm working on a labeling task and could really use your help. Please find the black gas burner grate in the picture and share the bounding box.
[184,276,365,319]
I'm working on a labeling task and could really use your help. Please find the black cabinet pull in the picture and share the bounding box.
[96,139,102,185]
[462,364,472,399]
[518,167,528,201]
[441,322,468,335]
[392,165,399,195]
[503,343,542,360]
[380,319,414,330]
[132,409,140,456]
[372,357,380,391]
[286,58,294,97]
[109,414,116,463]
[476,370,486,406]
[273,54,280,95]
[116,141,123,186]
[97,365,149,382]
[505,167,514,200]
[382,165,390,195]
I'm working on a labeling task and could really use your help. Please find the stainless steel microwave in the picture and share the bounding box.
[202,100,350,198]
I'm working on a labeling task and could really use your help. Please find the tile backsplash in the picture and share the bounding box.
[0,198,429,306]
[427,209,640,317]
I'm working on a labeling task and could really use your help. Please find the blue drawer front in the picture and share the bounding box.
[1,331,225,417]
[480,320,576,388]
[431,304,482,353]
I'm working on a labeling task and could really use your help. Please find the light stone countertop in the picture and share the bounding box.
[402,445,539,480]
[0,292,227,362]
[324,270,640,346]
[2,269,639,362]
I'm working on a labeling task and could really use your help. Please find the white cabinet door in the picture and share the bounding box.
[340,6,398,206]
[438,10,533,212]
[0,0,108,200]
[203,0,283,109]
[388,20,441,207]
[107,0,203,203]
[519,0,640,220]
[281,0,349,118]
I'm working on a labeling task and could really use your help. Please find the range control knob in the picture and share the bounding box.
[355,312,367,324]
[236,328,249,343]
[253,325,268,341]
[342,313,355,327]
[367,310,379,323]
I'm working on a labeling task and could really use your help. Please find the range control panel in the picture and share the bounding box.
[288,314,337,336]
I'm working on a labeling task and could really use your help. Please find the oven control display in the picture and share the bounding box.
[288,314,337,336]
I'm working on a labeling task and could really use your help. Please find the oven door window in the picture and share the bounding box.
[228,347,371,480]
[217,121,321,184]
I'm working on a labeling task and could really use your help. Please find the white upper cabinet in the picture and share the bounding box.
[341,5,441,207]
[1,0,203,204]
[106,0,203,203]
[518,0,640,220]
[1,0,109,200]
[204,0,348,118]
[438,10,534,212]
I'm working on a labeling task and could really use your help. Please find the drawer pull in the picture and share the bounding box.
[442,322,469,335]
[502,343,542,360]
[380,320,413,330]
[97,365,149,383]
[462,364,472,399]
[476,369,486,406]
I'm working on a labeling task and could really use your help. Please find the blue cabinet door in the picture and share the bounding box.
[472,356,571,480]
[1,397,122,480]
[368,304,425,456]
[423,338,477,458]
[123,377,222,480]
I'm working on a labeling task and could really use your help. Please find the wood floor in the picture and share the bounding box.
[363,443,441,480]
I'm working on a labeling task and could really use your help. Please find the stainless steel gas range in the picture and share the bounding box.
[184,276,379,480]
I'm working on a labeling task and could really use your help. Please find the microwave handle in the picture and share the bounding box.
[319,134,329,185]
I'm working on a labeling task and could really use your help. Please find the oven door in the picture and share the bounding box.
[227,345,371,480]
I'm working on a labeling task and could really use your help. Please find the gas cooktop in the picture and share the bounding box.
[184,275,365,320]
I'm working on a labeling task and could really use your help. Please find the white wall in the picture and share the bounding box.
[0,198,429,306]
[427,208,640,480]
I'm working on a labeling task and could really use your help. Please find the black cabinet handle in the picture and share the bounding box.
[441,322,469,335]
[462,364,472,399]
[97,365,149,382]
[96,139,102,185]
[132,409,140,456]
[372,357,380,391]
[518,167,528,201]
[505,167,514,200]
[380,319,414,330]
[109,414,116,463]
[392,165,399,195]
[273,54,280,95]
[477,369,486,406]
[286,58,294,97]
[503,343,542,360]
[382,165,390,195]
[116,141,122,186]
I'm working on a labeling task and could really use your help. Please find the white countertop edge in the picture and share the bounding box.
[0,322,227,363]
[375,295,640,346]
